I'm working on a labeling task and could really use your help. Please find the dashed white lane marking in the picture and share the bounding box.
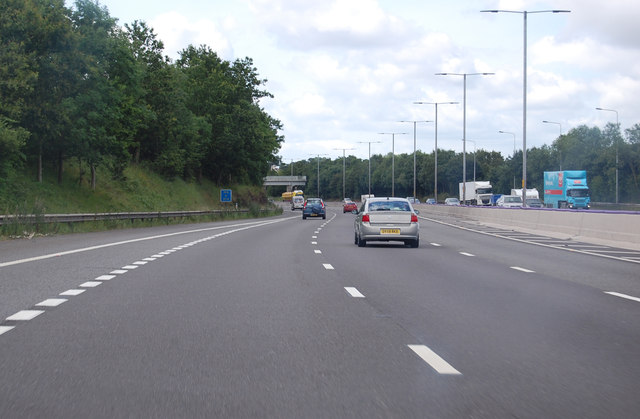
[408,344,462,375]
[143,257,156,261]
[511,266,535,273]
[95,275,116,281]
[311,241,318,245]
[122,265,139,270]
[344,287,365,298]
[605,291,640,303]
[7,310,45,321]
[314,250,322,254]
[312,235,318,238]
[60,289,85,296]
[430,243,442,247]
[460,252,475,257]
[80,281,102,288]
[151,254,164,258]
[0,326,15,336]
[36,298,68,307]
[323,264,334,270]
[110,270,128,274]
[133,261,148,265]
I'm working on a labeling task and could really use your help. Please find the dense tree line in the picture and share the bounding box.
[278,123,640,203]
[0,0,282,190]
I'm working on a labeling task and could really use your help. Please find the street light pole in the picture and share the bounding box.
[334,147,355,201]
[482,9,570,207]
[596,107,619,204]
[499,130,516,156]
[378,132,407,197]
[399,120,432,199]
[357,141,381,196]
[436,73,493,204]
[311,154,328,197]
[415,101,458,203]
[466,139,477,182]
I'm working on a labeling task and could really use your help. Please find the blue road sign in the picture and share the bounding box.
[220,189,232,202]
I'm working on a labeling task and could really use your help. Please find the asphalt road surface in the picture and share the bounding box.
[1,205,638,418]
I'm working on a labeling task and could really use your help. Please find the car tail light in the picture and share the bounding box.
[321,201,325,208]
[362,214,370,222]
[411,213,418,223]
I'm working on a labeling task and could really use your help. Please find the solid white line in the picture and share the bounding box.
[95,275,116,281]
[0,326,15,336]
[6,310,45,321]
[344,287,365,298]
[460,252,475,257]
[511,266,535,273]
[36,298,68,307]
[0,218,294,268]
[323,264,334,270]
[408,344,461,375]
[60,289,85,296]
[314,250,322,254]
[80,281,102,288]
[605,291,640,303]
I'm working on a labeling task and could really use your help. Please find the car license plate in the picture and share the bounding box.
[380,228,400,234]
[310,213,318,216]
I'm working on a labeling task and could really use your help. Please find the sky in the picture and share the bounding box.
[67,0,640,162]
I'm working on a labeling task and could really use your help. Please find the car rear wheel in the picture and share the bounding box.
[408,238,419,248]
[357,234,366,247]
[302,214,306,220]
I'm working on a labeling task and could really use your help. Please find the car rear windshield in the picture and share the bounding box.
[368,201,411,211]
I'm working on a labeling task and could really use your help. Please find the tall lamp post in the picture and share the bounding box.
[378,132,407,197]
[596,107,619,204]
[415,101,458,203]
[481,9,570,207]
[498,130,516,156]
[334,147,355,201]
[436,72,493,204]
[311,154,328,197]
[357,141,381,196]
[465,139,477,182]
[398,120,432,199]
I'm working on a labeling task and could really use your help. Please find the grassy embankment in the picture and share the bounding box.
[0,163,281,238]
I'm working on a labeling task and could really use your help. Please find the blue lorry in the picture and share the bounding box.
[543,170,591,209]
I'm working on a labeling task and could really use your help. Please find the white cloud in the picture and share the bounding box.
[150,11,233,59]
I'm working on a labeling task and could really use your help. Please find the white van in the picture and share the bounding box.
[291,195,305,210]
[496,195,522,208]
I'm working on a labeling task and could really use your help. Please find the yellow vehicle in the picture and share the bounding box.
[282,190,303,201]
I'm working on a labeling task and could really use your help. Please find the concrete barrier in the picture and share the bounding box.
[419,205,640,249]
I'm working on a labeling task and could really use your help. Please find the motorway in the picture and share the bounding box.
[0,203,639,418]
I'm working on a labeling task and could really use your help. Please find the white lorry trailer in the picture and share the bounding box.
[459,181,493,206]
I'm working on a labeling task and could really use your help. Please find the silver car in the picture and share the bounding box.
[354,197,420,248]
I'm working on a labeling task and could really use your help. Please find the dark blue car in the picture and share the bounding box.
[302,198,326,220]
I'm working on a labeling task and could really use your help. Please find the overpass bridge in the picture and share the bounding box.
[263,176,307,190]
